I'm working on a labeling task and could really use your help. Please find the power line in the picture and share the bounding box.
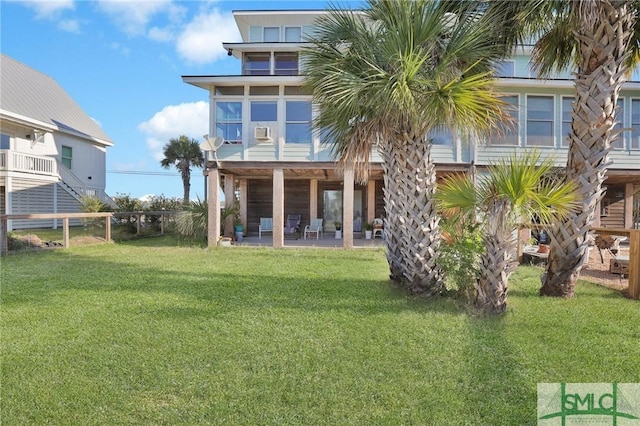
[107,170,180,176]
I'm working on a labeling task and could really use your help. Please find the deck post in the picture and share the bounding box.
[106,216,112,241]
[207,168,221,248]
[629,230,640,300]
[273,168,284,248]
[343,168,354,249]
[63,217,70,248]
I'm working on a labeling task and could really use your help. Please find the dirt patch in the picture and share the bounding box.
[582,245,629,293]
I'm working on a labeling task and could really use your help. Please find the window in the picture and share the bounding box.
[526,95,554,146]
[561,96,573,147]
[428,125,452,145]
[215,86,244,96]
[0,133,10,150]
[274,52,298,75]
[263,27,279,42]
[495,61,515,78]
[631,99,640,149]
[249,86,279,96]
[216,102,242,143]
[61,146,72,169]
[284,27,301,42]
[244,53,270,75]
[251,101,277,121]
[489,95,519,145]
[286,101,312,143]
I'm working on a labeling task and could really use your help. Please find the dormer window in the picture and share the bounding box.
[284,27,301,42]
[264,27,279,42]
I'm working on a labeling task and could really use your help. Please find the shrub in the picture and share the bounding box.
[112,193,143,233]
[80,195,109,230]
[439,218,483,301]
[175,198,208,241]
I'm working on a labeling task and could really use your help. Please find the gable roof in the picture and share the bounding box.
[0,54,113,146]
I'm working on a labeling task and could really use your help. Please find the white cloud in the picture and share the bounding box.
[95,0,177,36]
[148,26,174,42]
[57,18,80,33]
[13,0,74,19]
[109,41,131,56]
[138,101,209,161]
[176,8,240,64]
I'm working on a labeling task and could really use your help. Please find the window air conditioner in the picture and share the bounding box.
[254,126,272,141]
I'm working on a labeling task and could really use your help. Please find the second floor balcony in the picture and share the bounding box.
[0,150,57,177]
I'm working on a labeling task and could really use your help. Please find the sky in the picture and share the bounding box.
[0,0,360,201]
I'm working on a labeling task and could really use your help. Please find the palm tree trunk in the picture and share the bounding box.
[180,160,191,205]
[540,1,635,297]
[380,126,443,296]
[476,199,517,314]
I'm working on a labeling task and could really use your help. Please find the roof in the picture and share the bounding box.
[0,54,113,146]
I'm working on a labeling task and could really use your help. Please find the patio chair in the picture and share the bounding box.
[259,217,273,239]
[372,218,384,239]
[304,218,324,240]
[284,214,301,239]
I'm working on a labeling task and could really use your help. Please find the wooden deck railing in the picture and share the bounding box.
[0,212,113,255]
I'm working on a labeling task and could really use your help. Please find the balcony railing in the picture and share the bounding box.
[0,150,57,177]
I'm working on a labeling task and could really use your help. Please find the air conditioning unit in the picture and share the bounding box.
[254,126,272,141]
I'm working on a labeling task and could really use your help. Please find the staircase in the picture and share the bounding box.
[57,160,117,208]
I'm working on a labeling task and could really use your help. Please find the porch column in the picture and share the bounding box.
[224,173,235,237]
[367,180,376,223]
[310,179,318,220]
[625,183,634,229]
[239,179,248,230]
[343,168,354,248]
[273,168,284,248]
[207,168,221,248]
[594,199,601,227]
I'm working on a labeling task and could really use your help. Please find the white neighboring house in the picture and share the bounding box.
[0,54,115,230]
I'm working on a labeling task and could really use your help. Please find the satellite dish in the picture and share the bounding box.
[199,136,224,152]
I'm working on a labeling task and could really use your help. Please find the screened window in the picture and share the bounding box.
[0,133,10,150]
[284,27,301,42]
[61,146,72,169]
[526,95,554,146]
[561,96,573,147]
[286,101,312,143]
[216,102,242,143]
[632,99,640,149]
[264,27,279,42]
[251,101,277,121]
[244,53,270,75]
[489,95,519,146]
[274,52,298,75]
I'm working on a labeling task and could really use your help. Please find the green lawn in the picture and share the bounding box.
[1,239,638,425]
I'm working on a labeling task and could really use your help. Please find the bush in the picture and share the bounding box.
[439,219,483,301]
[145,195,183,230]
[112,193,143,233]
[80,195,109,230]
[175,199,208,241]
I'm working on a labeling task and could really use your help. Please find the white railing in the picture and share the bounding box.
[0,150,57,177]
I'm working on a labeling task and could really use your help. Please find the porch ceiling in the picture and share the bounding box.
[209,161,473,181]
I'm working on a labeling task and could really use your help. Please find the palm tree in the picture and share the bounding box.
[479,1,639,297]
[160,135,205,205]
[437,152,579,314]
[303,0,508,295]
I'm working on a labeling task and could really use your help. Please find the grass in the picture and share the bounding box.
[1,238,638,425]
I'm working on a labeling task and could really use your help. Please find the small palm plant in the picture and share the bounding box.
[436,152,579,315]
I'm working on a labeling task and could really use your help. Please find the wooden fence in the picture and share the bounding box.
[112,210,179,236]
[0,212,113,255]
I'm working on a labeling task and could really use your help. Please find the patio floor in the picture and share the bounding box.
[234,233,386,248]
